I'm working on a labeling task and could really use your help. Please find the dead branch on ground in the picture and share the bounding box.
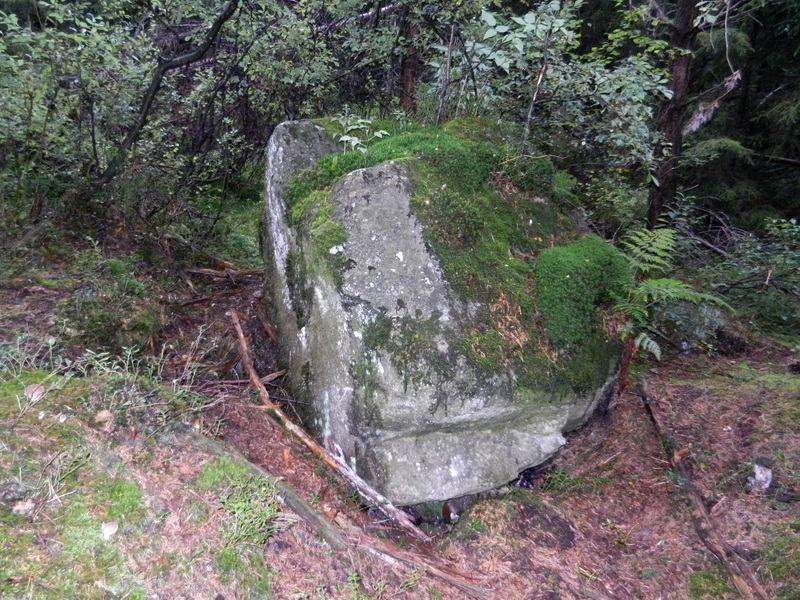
[638,378,769,600]
[183,415,489,597]
[230,311,433,544]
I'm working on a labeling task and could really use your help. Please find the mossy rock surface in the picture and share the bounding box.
[260,120,622,504]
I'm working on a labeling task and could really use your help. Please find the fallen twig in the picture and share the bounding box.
[178,290,238,307]
[229,311,432,543]
[182,429,489,597]
[186,268,262,278]
[638,378,769,600]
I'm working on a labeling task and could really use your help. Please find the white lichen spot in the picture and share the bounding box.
[395,251,404,261]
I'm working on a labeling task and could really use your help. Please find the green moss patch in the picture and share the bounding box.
[0,356,281,599]
[533,235,631,349]
[286,118,625,391]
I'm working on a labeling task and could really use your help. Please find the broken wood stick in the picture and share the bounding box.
[163,232,238,271]
[230,311,432,543]
[186,268,262,278]
[178,290,239,308]
[638,378,769,600]
[231,311,278,410]
[194,370,286,387]
[357,534,489,597]
[181,429,488,597]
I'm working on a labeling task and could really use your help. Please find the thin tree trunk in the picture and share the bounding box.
[435,24,456,127]
[521,29,552,157]
[647,0,699,228]
[400,13,420,112]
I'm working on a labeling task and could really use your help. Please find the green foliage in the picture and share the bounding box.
[533,235,631,348]
[628,278,729,308]
[575,169,649,236]
[64,242,159,352]
[334,107,390,154]
[449,2,671,169]
[218,473,289,547]
[620,228,678,276]
[696,218,800,338]
[615,228,730,359]
[681,138,754,168]
[504,157,557,195]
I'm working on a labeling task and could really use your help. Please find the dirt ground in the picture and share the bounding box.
[2,251,799,600]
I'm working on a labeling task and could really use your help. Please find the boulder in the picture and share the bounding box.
[261,120,620,505]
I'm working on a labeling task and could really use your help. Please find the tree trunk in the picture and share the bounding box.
[647,0,699,228]
[400,17,420,112]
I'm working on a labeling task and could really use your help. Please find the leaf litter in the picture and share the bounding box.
[1,249,799,600]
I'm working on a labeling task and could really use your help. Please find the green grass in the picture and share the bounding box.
[196,456,251,491]
[0,347,283,599]
[688,569,735,598]
[761,525,800,599]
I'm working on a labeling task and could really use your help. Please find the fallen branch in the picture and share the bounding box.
[178,290,239,308]
[674,224,731,258]
[358,534,489,597]
[638,378,769,600]
[180,428,350,551]
[230,311,432,543]
[181,429,488,597]
[186,268,262,279]
[164,232,238,271]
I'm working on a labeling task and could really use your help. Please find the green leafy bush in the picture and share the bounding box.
[503,156,557,195]
[533,235,631,348]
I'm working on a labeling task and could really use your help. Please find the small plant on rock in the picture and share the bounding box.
[334,107,389,155]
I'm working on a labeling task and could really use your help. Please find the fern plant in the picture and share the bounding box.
[618,227,678,277]
[614,228,730,367]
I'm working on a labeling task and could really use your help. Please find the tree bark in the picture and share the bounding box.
[434,24,456,127]
[647,0,699,228]
[400,14,420,112]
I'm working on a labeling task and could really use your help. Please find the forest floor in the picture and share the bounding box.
[1,241,799,600]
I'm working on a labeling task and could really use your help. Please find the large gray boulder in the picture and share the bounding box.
[261,121,617,505]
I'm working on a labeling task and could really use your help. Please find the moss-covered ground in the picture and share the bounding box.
[0,356,288,599]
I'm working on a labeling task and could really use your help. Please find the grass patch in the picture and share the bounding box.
[688,569,736,599]
[760,525,800,599]
[196,456,251,491]
[0,344,287,599]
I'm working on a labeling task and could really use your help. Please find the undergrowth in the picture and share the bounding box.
[0,341,283,599]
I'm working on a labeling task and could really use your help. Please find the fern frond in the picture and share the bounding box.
[681,137,754,167]
[630,278,732,309]
[634,331,662,361]
[612,302,649,324]
[620,228,678,276]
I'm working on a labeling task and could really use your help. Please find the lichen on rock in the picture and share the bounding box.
[261,119,625,504]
